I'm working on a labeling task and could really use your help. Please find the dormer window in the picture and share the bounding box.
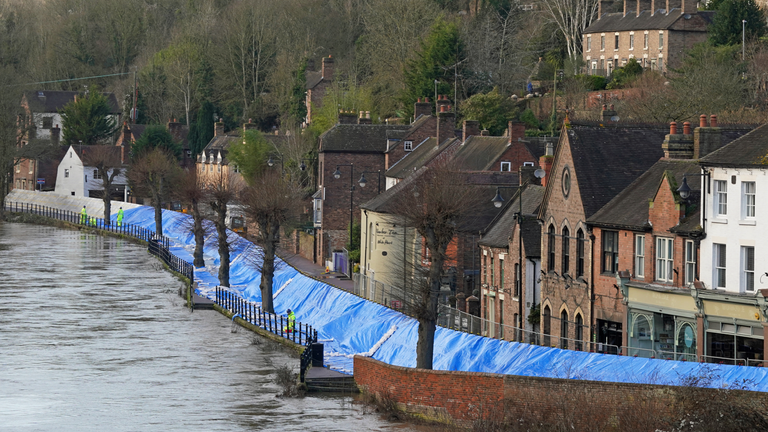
[42,117,53,129]
[500,161,511,172]
[404,140,413,152]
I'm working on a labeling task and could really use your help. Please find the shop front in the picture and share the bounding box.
[701,297,765,366]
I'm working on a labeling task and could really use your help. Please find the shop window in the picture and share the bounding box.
[655,237,673,282]
[685,240,696,285]
[713,243,726,288]
[635,234,645,278]
[602,231,618,274]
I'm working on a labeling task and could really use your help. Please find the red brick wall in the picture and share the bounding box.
[386,117,437,169]
[486,141,537,173]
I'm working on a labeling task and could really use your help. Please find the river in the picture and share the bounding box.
[0,222,423,432]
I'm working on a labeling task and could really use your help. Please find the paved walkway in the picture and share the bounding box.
[279,251,355,292]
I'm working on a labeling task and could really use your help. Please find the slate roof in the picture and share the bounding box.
[305,71,323,90]
[584,10,714,33]
[199,135,240,165]
[524,136,557,159]
[386,137,457,179]
[24,91,121,114]
[700,123,768,167]
[588,159,700,229]
[319,124,409,153]
[451,136,509,171]
[479,184,545,250]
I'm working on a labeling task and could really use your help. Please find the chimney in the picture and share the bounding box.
[243,118,257,134]
[462,120,480,141]
[436,105,456,144]
[436,94,451,113]
[681,0,696,14]
[694,114,722,159]
[651,0,656,14]
[414,97,431,120]
[598,0,612,18]
[214,119,225,137]
[51,123,61,146]
[538,140,555,187]
[662,121,694,159]
[358,111,372,125]
[519,165,543,186]
[306,58,315,71]
[601,104,618,122]
[637,0,651,15]
[338,110,357,124]
[322,55,334,81]
[624,0,637,16]
[507,121,525,144]
[480,129,490,136]
[167,118,182,140]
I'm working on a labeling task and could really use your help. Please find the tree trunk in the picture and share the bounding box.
[102,175,112,224]
[216,203,230,287]
[191,201,205,268]
[260,223,279,314]
[153,190,163,236]
[416,261,442,370]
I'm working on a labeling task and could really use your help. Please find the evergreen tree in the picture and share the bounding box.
[226,129,271,183]
[709,0,767,46]
[131,125,182,161]
[459,87,518,135]
[60,90,119,145]
[187,101,215,157]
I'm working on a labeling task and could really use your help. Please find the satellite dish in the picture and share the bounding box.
[610,115,620,122]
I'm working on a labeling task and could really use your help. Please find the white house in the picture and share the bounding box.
[55,146,128,198]
[21,90,121,141]
[699,125,768,294]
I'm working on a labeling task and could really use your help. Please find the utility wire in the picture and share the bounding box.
[15,72,132,87]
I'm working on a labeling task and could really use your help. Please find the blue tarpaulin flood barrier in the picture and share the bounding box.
[119,206,768,391]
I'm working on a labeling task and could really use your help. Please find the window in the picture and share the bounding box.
[233,164,240,174]
[523,161,534,167]
[483,255,488,284]
[548,225,556,272]
[658,58,663,72]
[741,246,755,292]
[713,244,726,288]
[602,231,618,274]
[217,164,221,173]
[629,34,634,50]
[576,229,585,277]
[742,182,755,219]
[93,169,101,180]
[514,263,520,297]
[635,235,645,278]
[84,175,87,182]
[490,255,495,287]
[714,180,727,217]
[644,33,648,49]
[42,116,53,129]
[659,32,664,49]
[587,35,591,51]
[500,161,511,172]
[29,160,34,174]
[650,59,657,70]
[562,227,570,275]
[685,240,696,285]
[575,314,584,351]
[404,140,413,151]
[64,169,69,178]
[209,163,213,172]
[560,310,569,349]
[656,237,673,282]
[601,35,605,50]
[614,34,619,50]
[500,258,505,291]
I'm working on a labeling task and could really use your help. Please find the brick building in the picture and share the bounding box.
[583,0,713,76]
[304,56,334,126]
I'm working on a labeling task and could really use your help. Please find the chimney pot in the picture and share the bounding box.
[670,121,677,135]
[610,104,615,110]
[424,97,429,103]
[699,114,707,128]
[602,104,607,110]
[683,122,691,135]
[710,114,717,128]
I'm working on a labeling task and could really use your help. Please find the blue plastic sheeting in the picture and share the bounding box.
[119,206,768,391]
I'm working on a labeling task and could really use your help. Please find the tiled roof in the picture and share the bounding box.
[584,10,713,33]
[361,167,424,213]
[451,136,509,171]
[524,137,557,159]
[24,91,121,114]
[319,124,409,153]
[479,184,545,250]
[386,137,457,179]
[305,71,323,90]
[588,159,700,229]
[700,123,768,167]
[199,135,239,165]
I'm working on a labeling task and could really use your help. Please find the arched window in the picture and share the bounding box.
[562,227,570,275]
[576,314,584,351]
[561,310,569,349]
[543,306,551,346]
[577,229,585,277]
[548,225,556,272]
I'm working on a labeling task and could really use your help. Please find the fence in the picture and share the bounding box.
[214,286,318,381]
[351,273,421,315]
[4,201,193,281]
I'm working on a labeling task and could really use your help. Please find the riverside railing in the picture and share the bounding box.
[4,201,192,281]
[214,286,319,381]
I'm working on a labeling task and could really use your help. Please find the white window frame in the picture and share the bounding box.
[741,246,754,292]
[404,140,413,152]
[685,240,696,285]
[659,32,664,50]
[742,181,755,219]
[629,34,634,50]
[713,243,726,289]
[614,33,619,51]
[587,35,591,52]
[644,32,648,50]
[655,237,673,282]
[500,161,511,172]
[64,169,69,178]
[714,180,727,217]
[635,235,645,278]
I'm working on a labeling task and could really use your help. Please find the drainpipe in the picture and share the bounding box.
[589,229,596,347]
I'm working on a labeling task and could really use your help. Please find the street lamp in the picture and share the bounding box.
[357,170,381,194]
[490,167,546,342]
[333,164,355,275]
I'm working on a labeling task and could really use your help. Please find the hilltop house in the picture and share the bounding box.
[54,145,127,199]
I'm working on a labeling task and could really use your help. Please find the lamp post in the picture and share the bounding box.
[357,170,381,194]
[267,155,284,175]
[491,167,546,342]
[333,164,355,275]
[743,20,747,62]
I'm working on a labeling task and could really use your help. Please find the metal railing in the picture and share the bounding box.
[214,286,318,381]
[4,201,193,281]
[655,350,698,362]
[352,273,423,315]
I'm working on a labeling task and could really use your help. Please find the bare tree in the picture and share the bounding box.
[127,148,181,235]
[388,163,479,369]
[174,167,208,268]
[240,170,302,314]
[205,170,242,288]
[82,144,124,223]
[540,0,599,62]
